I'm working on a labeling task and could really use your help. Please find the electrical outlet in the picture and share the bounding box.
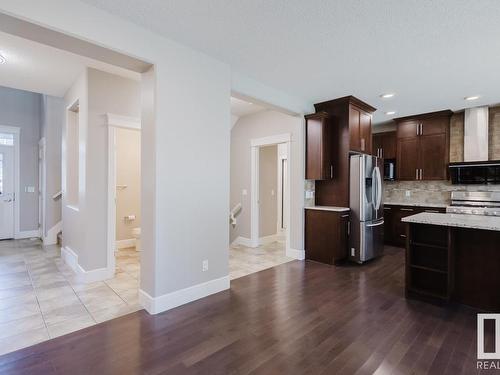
[202,260,208,272]
[405,190,411,197]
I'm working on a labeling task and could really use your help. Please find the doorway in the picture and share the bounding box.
[107,114,141,278]
[0,128,19,240]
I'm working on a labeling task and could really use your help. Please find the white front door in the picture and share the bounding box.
[0,144,15,239]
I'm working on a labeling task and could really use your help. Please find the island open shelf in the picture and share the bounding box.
[404,217,500,311]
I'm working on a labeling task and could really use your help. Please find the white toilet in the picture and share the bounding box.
[132,227,141,252]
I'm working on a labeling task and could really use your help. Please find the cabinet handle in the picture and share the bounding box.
[347,221,351,235]
[416,169,419,180]
[330,165,333,179]
[420,123,423,135]
[380,148,383,158]
[424,210,440,213]
[420,169,423,180]
[416,125,419,136]
[400,208,414,212]
[400,234,407,238]
[361,138,365,151]
[384,207,392,210]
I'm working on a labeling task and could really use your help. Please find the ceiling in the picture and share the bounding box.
[0,30,140,97]
[230,96,265,117]
[80,0,500,123]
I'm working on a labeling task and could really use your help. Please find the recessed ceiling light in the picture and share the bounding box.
[386,111,396,115]
[464,95,480,101]
[380,93,395,99]
[0,54,6,64]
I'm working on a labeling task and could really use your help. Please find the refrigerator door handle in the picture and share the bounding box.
[373,166,382,211]
[367,220,384,227]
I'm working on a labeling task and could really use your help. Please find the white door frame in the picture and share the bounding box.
[0,125,21,239]
[107,113,141,274]
[276,144,288,236]
[250,133,291,250]
[38,137,46,240]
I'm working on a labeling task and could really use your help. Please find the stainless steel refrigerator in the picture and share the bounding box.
[349,154,384,263]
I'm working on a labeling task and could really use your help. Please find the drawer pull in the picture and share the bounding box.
[400,208,414,212]
[400,234,407,238]
[384,207,392,210]
[424,210,440,213]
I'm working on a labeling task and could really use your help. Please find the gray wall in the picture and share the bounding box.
[40,95,64,236]
[259,145,278,237]
[0,86,41,232]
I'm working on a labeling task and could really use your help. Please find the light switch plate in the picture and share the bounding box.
[25,186,35,193]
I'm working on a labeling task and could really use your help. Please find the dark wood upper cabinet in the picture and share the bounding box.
[348,105,373,154]
[419,133,448,180]
[397,137,419,180]
[394,110,452,181]
[305,112,332,180]
[310,96,376,206]
[373,131,396,159]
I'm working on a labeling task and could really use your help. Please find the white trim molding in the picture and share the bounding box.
[43,221,62,245]
[116,238,136,249]
[231,236,253,247]
[0,125,21,240]
[15,230,41,239]
[106,113,141,130]
[139,276,230,315]
[286,247,305,260]
[61,246,114,283]
[259,234,283,245]
[250,133,291,147]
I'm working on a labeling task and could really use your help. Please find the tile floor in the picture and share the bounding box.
[0,237,292,356]
[229,239,293,280]
[0,239,141,356]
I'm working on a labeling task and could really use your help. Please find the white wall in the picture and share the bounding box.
[115,127,141,241]
[0,0,309,313]
[230,110,304,251]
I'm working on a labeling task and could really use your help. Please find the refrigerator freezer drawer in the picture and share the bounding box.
[349,219,385,263]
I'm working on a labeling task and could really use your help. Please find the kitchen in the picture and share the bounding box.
[304,95,500,311]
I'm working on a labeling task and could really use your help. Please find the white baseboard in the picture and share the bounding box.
[286,247,305,260]
[139,275,230,315]
[43,221,62,245]
[61,246,78,272]
[259,234,283,245]
[231,236,255,247]
[116,238,136,249]
[15,229,41,239]
[61,246,114,283]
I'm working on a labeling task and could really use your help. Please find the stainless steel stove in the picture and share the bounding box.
[446,191,500,216]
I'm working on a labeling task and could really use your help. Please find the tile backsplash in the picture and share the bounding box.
[384,180,500,206]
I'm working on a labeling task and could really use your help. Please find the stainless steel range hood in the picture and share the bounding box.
[464,106,489,162]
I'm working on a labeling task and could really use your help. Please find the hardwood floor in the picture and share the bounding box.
[0,246,484,374]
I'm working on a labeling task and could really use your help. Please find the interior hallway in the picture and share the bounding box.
[0,239,141,356]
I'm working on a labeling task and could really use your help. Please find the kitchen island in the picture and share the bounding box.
[402,212,500,311]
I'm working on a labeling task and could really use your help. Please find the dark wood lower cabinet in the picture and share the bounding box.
[305,209,349,265]
[384,205,446,247]
[406,223,500,311]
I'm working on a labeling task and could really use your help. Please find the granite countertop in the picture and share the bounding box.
[305,206,350,212]
[402,212,500,232]
[385,201,448,208]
